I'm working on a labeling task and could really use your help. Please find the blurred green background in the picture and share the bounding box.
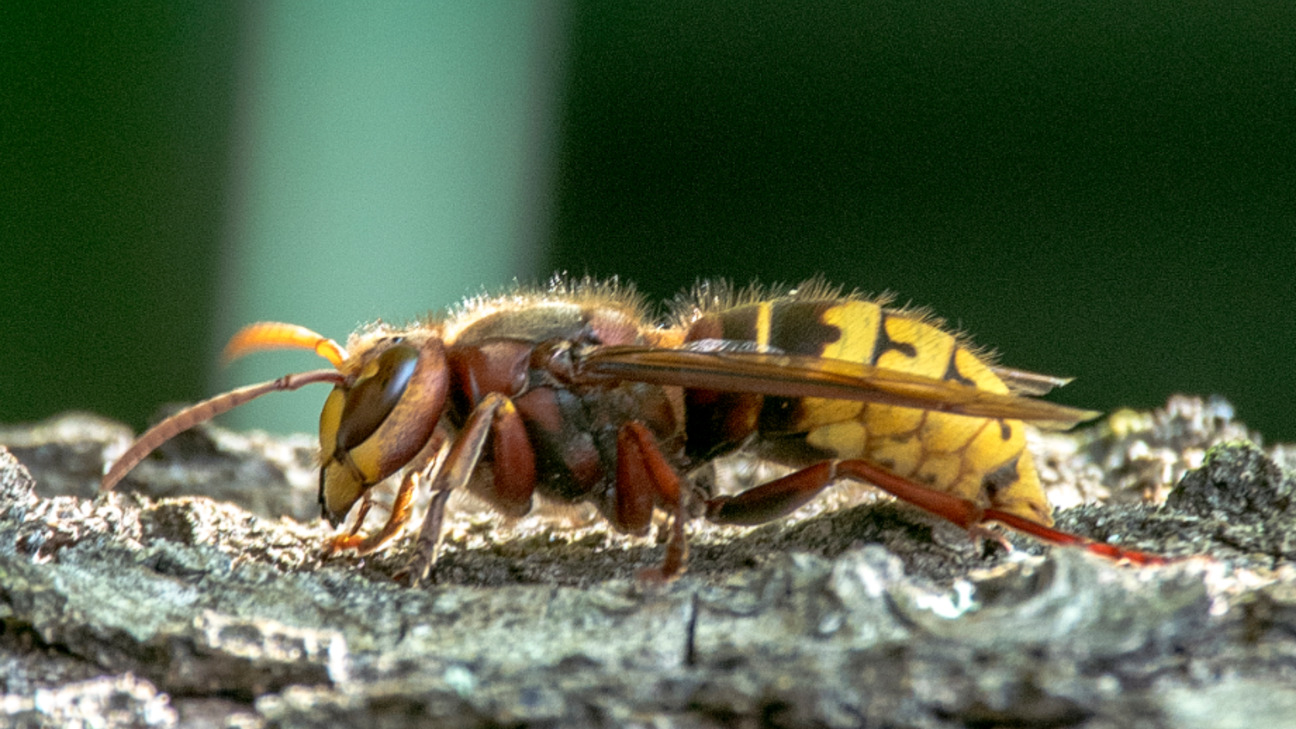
[4,2,1294,441]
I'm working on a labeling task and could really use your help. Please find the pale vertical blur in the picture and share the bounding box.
[215,2,566,434]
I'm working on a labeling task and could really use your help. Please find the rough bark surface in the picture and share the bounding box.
[2,396,1294,728]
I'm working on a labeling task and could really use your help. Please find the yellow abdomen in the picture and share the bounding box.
[684,296,1053,526]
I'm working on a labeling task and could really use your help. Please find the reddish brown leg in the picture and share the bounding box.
[328,469,422,555]
[616,422,688,580]
[706,462,841,526]
[403,488,452,582]
[403,393,538,586]
[834,460,1172,565]
[708,458,1173,566]
[983,508,1172,566]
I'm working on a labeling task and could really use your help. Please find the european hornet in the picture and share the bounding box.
[103,278,1168,584]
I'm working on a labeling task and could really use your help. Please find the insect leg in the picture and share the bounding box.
[707,458,1171,565]
[832,460,1172,563]
[328,470,420,556]
[980,507,1172,566]
[616,421,688,580]
[337,492,376,542]
[705,462,846,526]
[328,428,448,556]
[402,393,537,586]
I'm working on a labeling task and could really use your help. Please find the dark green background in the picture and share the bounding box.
[5,3,1295,441]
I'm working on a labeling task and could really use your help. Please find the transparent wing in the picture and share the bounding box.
[580,346,1099,429]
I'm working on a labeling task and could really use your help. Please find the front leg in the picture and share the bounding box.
[402,393,538,586]
[326,429,447,557]
[327,467,421,556]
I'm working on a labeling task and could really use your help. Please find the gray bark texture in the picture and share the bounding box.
[2,395,1294,728]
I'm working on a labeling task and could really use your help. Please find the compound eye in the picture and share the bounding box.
[317,338,448,526]
[336,344,419,451]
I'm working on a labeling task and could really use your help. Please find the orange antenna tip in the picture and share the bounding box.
[222,322,348,368]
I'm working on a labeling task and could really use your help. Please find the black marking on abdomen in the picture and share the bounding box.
[769,301,841,355]
[718,305,762,341]
[756,301,845,432]
[758,395,800,433]
[870,313,918,364]
[982,456,1021,501]
[943,347,976,387]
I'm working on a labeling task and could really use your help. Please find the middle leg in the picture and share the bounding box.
[615,421,688,580]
